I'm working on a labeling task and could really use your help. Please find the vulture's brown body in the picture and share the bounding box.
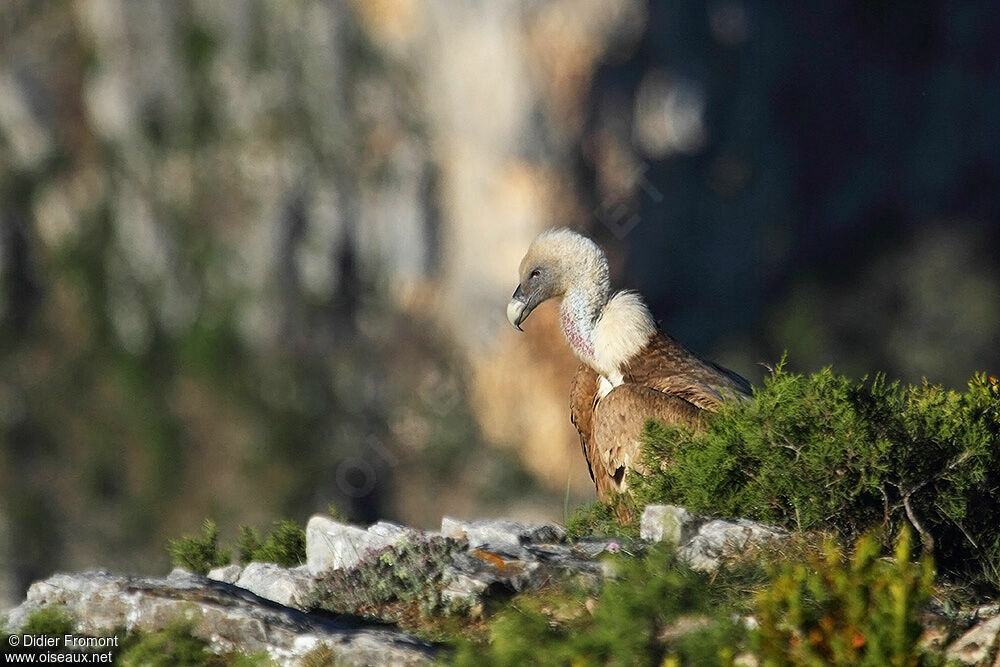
[569,332,750,498]
[508,229,751,501]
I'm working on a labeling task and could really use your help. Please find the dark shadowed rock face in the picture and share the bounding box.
[5,569,435,666]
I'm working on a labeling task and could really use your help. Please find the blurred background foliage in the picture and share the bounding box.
[0,0,997,604]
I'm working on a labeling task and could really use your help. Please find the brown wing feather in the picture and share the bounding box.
[623,332,751,409]
[590,383,702,499]
[570,333,750,502]
[569,363,600,482]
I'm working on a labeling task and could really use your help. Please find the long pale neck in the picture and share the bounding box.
[559,284,607,362]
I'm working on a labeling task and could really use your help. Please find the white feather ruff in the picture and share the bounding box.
[592,290,655,379]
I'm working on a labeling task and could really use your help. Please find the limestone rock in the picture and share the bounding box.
[435,519,603,603]
[306,516,368,575]
[207,564,243,584]
[978,604,1000,618]
[568,540,617,559]
[920,624,950,655]
[5,570,434,666]
[303,516,605,620]
[2,508,805,664]
[946,614,1000,665]
[440,517,565,553]
[306,515,419,575]
[640,505,788,572]
[446,541,606,598]
[439,570,489,614]
[235,563,314,610]
[640,505,698,544]
[679,519,788,572]
[449,549,544,593]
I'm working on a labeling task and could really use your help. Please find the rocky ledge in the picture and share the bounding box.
[5,506,1000,665]
[4,569,435,665]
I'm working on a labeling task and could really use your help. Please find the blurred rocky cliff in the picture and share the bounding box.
[2,0,999,607]
[0,0,646,603]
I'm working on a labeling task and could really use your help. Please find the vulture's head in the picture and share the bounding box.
[507,228,610,330]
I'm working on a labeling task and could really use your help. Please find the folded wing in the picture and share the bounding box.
[570,332,750,499]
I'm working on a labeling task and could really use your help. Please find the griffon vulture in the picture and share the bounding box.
[507,228,751,500]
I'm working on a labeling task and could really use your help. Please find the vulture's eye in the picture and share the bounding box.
[530,269,541,279]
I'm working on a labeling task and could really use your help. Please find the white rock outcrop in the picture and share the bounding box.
[306,516,418,575]
[235,562,314,609]
[945,614,1000,665]
[4,570,434,666]
[440,517,566,553]
[640,504,697,544]
[207,563,243,584]
[640,504,789,572]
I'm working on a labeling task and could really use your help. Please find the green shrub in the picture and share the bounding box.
[237,520,306,566]
[21,605,75,637]
[754,528,940,666]
[117,620,217,667]
[116,620,272,666]
[451,545,747,667]
[631,364,1000,577]
[326,504,349,523]
[169,518,307,572]
[2,606,77,654]
[168,519,231,574]
[450,533,948,666]
[565,498,639,540]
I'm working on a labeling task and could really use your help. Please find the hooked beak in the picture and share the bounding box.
[506,284,530,331]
